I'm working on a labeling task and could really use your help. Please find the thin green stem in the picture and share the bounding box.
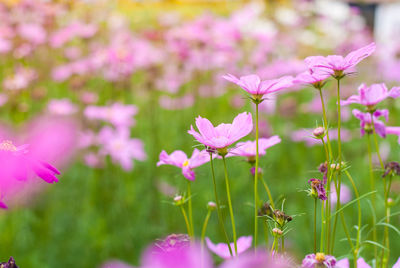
[367,134,378,260]
[271,236,278,253]
[254,102,260,249]
[260,176,275,209]
[180,205,192,237]
[281,236,285,252]
[263,220,269,247]
[344,170,362,256]
[331,78,342,253]
[314,198,317,254]
[209,154,233,256]
[318,88,333,159]
[187,181,194,236]
[320,199,325,253]
[222,156,238,255]
[201,210,212,249]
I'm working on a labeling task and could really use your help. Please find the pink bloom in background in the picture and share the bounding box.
[330,183,352,207]
[341,83,400,107]
[47,98,78,116]
[100,260,134,268]
[294,69,330,87]
[141,242,212,268]
[336,258,371,268]
[302,253,336,268]
[219,250,292,268]
[157,149,211,181]
[188,112,253,150]
[227,136,281,158]
[305,42,376,75]
[159,94,194,110]
[98,127,146,171]
[3,67,37,91]
[205,236,252,259]
[17,23,46,45]
[223,74,294,97]
[386,127,400,144]
[352,109,388,138]
[84,103,138,128]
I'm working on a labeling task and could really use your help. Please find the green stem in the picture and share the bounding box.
[314,198,317,254]
[260,176,275,209]
[222,156,238,255]
[382,177,392,268]
[344,170,362,261]
[263,220,269,247]
[331,78,342,253]
[320,199,325,253]
[281,236,285,252]
[180,205,192,237]
[209,154,233,256]
[254,102,260,249]
[271,236,278,253]
[187,181,194,236]
[367,134,378,260]
[318,88,333,160]
[201,210,212,249]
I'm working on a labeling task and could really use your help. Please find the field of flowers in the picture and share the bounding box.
[0,1,399,267]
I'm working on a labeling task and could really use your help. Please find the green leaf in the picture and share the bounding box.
[328,191,377,220]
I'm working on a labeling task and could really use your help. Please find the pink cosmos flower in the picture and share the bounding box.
[386,127,400,144]
[227,136,281,158]
[223,74,294,98]
[188,112,253,151]
[140,242,212,268]
[305,42,376,76]
[330,183,352,207]
[98,127,146,171]
[47,98,78,116]
[336,257,372,268]
[219,250,291,268]
[294,70,331,88]
[205,236,252,259]
[84,103,138,128]
[342,83,400,107]
[302,253,336,268]
[0,140,60,208]
[352,109,388,138]
[157,149,211,181]
[17,23,46,45]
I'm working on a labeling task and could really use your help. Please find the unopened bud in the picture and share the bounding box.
[272,228,283,236]
[174,195,184,206]
[207,201,217,211]
[313,127,325,138]
[388,198,394,207]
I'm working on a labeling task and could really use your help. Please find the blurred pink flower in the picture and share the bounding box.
[336,257,370,268]
[98,127,146,171]
[305,42,375,76]
[291,128,351,147]
[188,112,253,150]
[220,250,292,268]
[223,74,294,97]
[386,127,400,144]
[157,149,211,181]
[294,70,330,87]
[3,67,37,91]
[159,95,194,110]
[0,140,60,208]
[47,98,78,116]
[206,236,252,259]
[330,183,351,207]
[50,22,97,48]
[352,109,388,138]
[140,242,212,268]
[17,23,46,45]
[227,136,281,158]
[341,83,400,107]
[85,103,138,128]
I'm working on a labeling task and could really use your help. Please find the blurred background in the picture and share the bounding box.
[0,0,399,267]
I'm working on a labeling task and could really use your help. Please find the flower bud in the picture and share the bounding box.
[207,201,217,211]
[388,198,394,207]
[272,228,283,236]
[313,127,325,139]
[173,195,184,206]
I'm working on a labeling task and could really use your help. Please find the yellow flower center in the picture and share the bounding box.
[315,253,326,263]
[0,140,17,152]
[182,160,189,167]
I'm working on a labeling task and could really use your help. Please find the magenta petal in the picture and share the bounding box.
[0,201,8,209]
